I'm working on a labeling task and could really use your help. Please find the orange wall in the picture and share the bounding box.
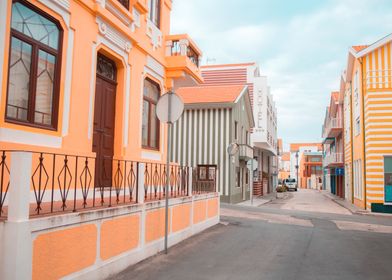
[33,224,97,280]
[0,0,174,163]
[100,214,140,260]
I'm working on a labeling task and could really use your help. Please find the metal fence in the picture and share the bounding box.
[143,162,189,201]
[0,150,193,219]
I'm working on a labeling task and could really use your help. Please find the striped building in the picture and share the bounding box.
[201,63,278,196]
[171,85,255,203]
[344,34,392,213]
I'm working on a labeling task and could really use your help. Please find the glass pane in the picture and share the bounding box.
[143,79,159,101]
[384,157,392,173]
[150,103,158,148]
[34,50,55,125]
[141,100,149,146]
[96,55,116,81]
[199,167,207,180]
[12,2,59,50]
[208,167,215,180]
[7,37,32,121]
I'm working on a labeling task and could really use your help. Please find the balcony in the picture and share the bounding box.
[323,152,344,167]
[322,118,343,139]
[365,69,392,89]
[239,144,254,161]
[165,34,204,87]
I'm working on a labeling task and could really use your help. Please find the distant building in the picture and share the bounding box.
[299,152,323,189]
[321,91,345,197]
[289,143,323,188]
[278,139,290,181]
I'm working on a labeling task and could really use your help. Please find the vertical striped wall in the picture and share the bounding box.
[362,43,392,208]
[171,108,232,196]
[363,42,392,90]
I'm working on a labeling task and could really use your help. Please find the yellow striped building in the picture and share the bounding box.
[344,34,392,213]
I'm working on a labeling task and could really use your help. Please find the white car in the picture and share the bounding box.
[283,178,297,191]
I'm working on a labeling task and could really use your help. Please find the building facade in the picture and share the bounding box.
[289,143,322,188]
[299,152,323,189]
[322,91,345,197]
[342,35,392,213]
[201,63,278,196]
[0,1,220,279]
[171,85,255,203]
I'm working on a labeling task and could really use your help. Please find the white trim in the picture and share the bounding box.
[38,0,70,25]
[354,33,392,58]
[0,128,62,148]
[141,151,161,161]
[61,28,74,136]
[146,55,165,78]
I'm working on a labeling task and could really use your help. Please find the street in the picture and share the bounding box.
[109,189,392,280]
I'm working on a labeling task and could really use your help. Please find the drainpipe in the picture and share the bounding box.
[359,58,367,210]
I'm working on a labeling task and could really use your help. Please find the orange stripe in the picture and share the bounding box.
[375,50,379,88]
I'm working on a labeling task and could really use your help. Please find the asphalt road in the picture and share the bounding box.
[109,190,392,280]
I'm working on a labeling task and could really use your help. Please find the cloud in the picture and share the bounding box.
[170,0,392,146]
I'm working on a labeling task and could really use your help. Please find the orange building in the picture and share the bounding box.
[0,1,220,279]
[299,152,323,189]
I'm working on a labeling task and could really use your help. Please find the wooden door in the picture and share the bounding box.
[93,55,117,188]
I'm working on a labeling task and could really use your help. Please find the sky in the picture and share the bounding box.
[170,0,392,150]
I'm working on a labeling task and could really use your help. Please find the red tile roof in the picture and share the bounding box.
[176,85,246,104]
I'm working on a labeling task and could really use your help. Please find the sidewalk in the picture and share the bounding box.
[236,192,277,207]
[322,191,392,217]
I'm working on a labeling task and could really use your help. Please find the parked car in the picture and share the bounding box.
[283,178,297,191]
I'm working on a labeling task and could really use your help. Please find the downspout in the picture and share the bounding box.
[359,58,367,210]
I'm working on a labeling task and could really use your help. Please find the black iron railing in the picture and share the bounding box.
[143,162,189,201]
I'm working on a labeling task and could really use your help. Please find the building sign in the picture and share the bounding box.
[336,168,344,176]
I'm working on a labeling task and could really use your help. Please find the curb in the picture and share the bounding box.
[323,193,392,217]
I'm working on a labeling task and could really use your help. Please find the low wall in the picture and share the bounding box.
[0,193,220,280]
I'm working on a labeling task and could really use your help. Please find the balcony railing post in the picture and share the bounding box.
[1,152,33,280]
[137,163,145,204]
[179,38,189,56]
[165,40,173,56]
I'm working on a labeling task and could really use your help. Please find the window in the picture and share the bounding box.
[6,1,62,129]
[197,165,216,181]
[234,121,238,140]
[384,157,392,203]
[355,117,360,136]
[117,0,129,9]
[142,78,160,149]
[149,0,161,28]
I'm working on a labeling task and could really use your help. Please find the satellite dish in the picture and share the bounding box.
[227,142,239,156]
[156,91,184,124]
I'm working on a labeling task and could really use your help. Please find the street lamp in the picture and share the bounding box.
[295,151,299,188]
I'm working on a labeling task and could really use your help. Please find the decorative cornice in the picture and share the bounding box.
[97,17,132,53]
